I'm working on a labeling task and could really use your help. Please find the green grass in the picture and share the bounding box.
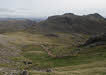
[22,44,106,70]
[24,45,106,75]
[22,45,43,52]
[1,32,106,75]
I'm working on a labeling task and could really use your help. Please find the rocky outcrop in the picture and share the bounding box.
[81,33,106,47]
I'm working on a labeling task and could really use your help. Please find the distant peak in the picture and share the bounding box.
[87,13,104,18]
[63,13,75,16]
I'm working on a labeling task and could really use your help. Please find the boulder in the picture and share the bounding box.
[20,70,29,75]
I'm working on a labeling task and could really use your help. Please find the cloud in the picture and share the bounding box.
[0,8,15,13]
[0,0,106,17]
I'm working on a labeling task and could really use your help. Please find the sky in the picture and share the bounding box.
[0,0,106,18]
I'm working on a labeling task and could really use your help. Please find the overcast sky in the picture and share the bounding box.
[0,0,106,18]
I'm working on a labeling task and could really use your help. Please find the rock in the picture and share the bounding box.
[89,42,106,47]
[27,62,32,64]
[23,61,32,65]
[46,69,52,72]
[81,33,106,47]
[20,70,29,75]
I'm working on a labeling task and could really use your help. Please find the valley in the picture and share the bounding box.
[0,13,106,75]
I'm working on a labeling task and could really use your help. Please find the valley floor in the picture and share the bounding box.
[0,32,106,75]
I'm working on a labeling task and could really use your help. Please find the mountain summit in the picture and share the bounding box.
[36,13,106,34]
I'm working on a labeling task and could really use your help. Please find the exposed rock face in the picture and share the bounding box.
[36,13,106,34]
[81,33,106,47]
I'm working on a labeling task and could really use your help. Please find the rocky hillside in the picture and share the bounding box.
[36,13,106,34]
[81,33,106,47]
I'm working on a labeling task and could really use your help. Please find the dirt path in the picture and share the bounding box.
[40,45,56,58]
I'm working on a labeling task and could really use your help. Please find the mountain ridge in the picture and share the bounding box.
[35,13,106,34]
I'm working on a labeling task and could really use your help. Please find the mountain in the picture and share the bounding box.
[36,13,106,34]
[0,13,106,74]
[0,13,106,34]
[0,18,27,21]
[0,17,46,22]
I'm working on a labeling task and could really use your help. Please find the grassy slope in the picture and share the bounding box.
[0,32,106,75]
[28,45,106,75]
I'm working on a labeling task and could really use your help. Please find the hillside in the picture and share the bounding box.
[0,32,105,75]
[0,13,106,75]
[0,13,106,34]
[0,19,36,33]
[36,13,106,34]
